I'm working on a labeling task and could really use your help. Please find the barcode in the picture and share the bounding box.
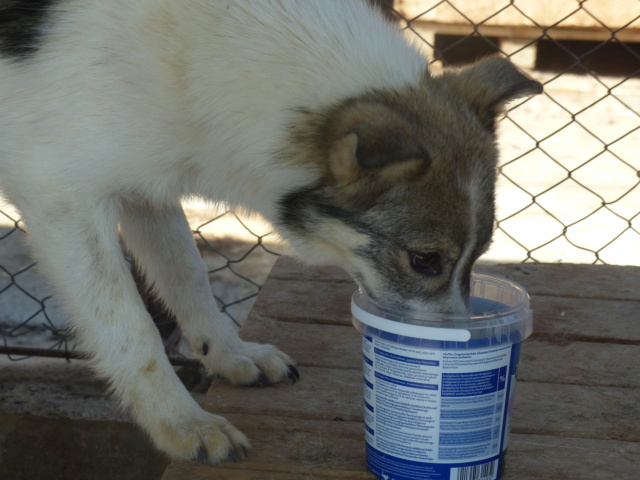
[453,459,499,480]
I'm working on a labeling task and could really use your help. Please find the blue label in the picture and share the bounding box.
[364,376,374,390]
[366,444,501,480]
[441,369,500,397]
[439,428,493,446]
[498,342,522,473]
[375,347,440,366]
[362,334,519,480]
[440,405,495,420]
[375,371,439,390]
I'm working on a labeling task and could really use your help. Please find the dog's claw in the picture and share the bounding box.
[196,445,208,464]
[249,372,269,387]
[228,444,249,463]
[287,365,300,383]
[239,444,249,460]
[228,449,239,463]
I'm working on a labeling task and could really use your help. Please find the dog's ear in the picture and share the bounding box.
[438,56,543,132]
[328,103,427,183]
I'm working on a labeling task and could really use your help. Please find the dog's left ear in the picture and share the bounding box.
[438,56,543,132]
[328,103,427,184]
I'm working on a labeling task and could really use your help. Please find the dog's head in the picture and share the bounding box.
[279,57,542,313]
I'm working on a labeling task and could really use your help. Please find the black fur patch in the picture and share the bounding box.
[0,0,61,59]
[278,184,352,235]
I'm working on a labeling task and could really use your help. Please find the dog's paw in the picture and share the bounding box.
[203,341,299,387]
[150,409,249,464]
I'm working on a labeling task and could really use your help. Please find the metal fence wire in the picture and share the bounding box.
[1,0,639,362]
[0,207,282,363]
[392,0,640,266]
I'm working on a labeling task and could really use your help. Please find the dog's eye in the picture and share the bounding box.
[409,252,443,276]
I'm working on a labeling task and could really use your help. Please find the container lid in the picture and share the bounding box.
[351,271,533,347]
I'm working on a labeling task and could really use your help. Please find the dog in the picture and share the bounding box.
[0,0,542,464]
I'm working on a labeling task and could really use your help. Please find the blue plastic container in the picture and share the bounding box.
[351,272,533,480]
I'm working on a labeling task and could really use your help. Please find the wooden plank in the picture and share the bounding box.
[242,317,361,369]
[203,366,640,442]
[248,266,640,343]
[517,339,640,388]
[252,258,640,334]
[513,383,640,442]
[163,467,342,480]
[161,414,373,480]
[253,278,354,325]
[527,296,640,343]
[505,435,640,480]
[162,414,640,480]
[241,319,640,388]
[271,257,640,302]
[205,367,363,423]
[250,288,640,340]
[479,263,640,302]
[206,414,370,476]
[266,257,354,283]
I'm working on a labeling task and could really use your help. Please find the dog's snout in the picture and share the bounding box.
[440,297,471,315]
[405,290,471,316]
[441,283,472,315]
[453,301,472,315]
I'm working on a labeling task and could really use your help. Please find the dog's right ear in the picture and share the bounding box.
[438,56,543,132]
[327,103,428,184]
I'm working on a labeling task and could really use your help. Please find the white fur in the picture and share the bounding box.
[0,0,427,462]
[449,177,482,312]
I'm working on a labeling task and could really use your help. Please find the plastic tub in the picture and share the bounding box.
[351,272,533,480]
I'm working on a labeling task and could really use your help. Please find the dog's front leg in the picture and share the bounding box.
[118,201,299,386]
[21,200,248,463]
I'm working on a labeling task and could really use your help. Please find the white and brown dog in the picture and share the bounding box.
[0,0,541,463]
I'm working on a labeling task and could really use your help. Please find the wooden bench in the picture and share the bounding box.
[163,257,640,479]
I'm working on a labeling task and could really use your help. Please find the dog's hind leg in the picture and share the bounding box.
[20,199,249,463]
[118,200,299,386]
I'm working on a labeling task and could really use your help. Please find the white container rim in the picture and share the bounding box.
[351,271,532,343]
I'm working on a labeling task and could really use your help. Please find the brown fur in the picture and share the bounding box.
[279,56,542,310]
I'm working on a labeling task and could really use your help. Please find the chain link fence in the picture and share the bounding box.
[1,0,639,362]
[392,0,640,265]
[0,203,283,362]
